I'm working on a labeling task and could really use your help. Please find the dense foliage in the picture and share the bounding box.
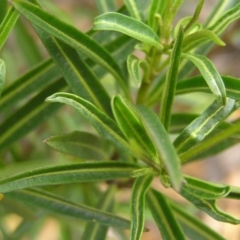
[1,0,240,239]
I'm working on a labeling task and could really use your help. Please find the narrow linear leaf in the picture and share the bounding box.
[179,187,240,224]
[170,200,226,240]
[82,186,115,240]
[147,189,185,240]
[174,98,236,154]
[0,78,66,152]
[137,106,183,191]
[131,174,153,240]
[111,95,159,163]
[160,26,184,130]
[183,30,225,52]
[94,0,116,14]
[182,53,226,105]
[176,75,240,101]
[46,93,133,155]
[12,1,129,97]
[179,119,240,163]
[127,54,146,88]
[0,59,59,111]
[0,0,8,24]
[0,6,19,50]
[44,131,109,160]
[183,175,230,199]
[0,161,138,193]
[35,26,112,116]
[227,186,240,200]
[5,188,131,229]
[123,0,144,21]
[93,12,163,49]
[0,59,6,98]
[207,3,240,35]
[148,0,166,32]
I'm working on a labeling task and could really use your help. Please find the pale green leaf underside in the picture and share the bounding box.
[137,106,183,191]
[0,59,6,98]
[93,12,163,49]
[182,53,226,105]
[0,161,138,193]
[44,131,109,160]
[131,174,153,240]
[5,188,131,229]
[174,98,236,154]
[46,93,133,154]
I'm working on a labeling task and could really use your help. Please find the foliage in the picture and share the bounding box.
[1,0,240,239]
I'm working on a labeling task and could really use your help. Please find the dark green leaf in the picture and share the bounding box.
[93,12,163,49]
[174,98,236,154]
[0,0,8,24]
[0,59,59,111]
[137,106,183,191]
[0,161,138,193]
[0,59,6,98]
[160,26,184,130]
[0,78,66,152]
[111,95,159,163]
[182,53,226,105]
[35,26,112,116]
[81,186,115,240]
[5,188,131,229]
[176,75,240,101]
[46,93,133,155]
[179,187,240,224]
[147,189,185,240]
[131,174,153,240]
[123,0,144,21]
[170,200,226,240]
[12,1,129,98]
[0,6,19,50]
[44,131,109,160]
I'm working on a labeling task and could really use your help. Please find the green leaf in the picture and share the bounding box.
[0,78,66,152]
[130,174,153,240]
[127,54,146,88]
[0,59,59,111]
[179,187,240,224]
[179,119,240,163]
[12,1,129,98]
[94,0,116,14]
[123,0,144,21]
[46,93,133,155]
[170,201,226,240]
[182,53,226,105]
[0,161,138,193]
[148,0,166,32]
[183,30,225,52]
[81,186,115,240]
[160,26,184,130]
[183,175,230,199]
[147,189,185,240]
[137,106,183,191]
[35,27,112,116]
[44,131,109,160]
[0,0,8,24]
[176,75,240,101]
[207,3,240,35]
[5,188,131,229]
[0,6,19,50]
[174,98,236,154]
[111,95,159,164]
[93,12,163,49]
[0,59,6,98]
